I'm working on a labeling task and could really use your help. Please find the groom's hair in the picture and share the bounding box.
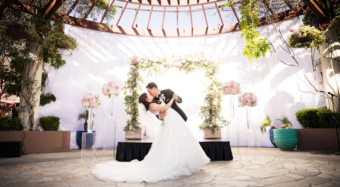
[146,82,158,89]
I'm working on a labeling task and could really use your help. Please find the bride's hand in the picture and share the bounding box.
[173,93,177,100]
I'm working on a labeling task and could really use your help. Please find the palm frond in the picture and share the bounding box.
[260,115,272,134]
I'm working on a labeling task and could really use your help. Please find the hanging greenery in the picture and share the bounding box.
[222,0,272,65]
[40,93,56,106]
[287,25,325,49]
[123,52,230,133]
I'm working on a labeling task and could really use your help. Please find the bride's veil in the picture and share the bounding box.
[138,103,161,137]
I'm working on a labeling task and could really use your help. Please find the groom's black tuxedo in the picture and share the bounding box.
[154,89,188,122]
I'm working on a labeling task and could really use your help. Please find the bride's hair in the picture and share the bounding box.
[139,93,160,111]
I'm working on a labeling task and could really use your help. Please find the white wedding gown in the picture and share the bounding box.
[92,106,210,183]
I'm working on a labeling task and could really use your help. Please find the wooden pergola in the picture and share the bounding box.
[8,0,335,37]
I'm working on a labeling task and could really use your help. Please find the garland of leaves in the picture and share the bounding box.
[122,52,229,133]
[223,0,272,65]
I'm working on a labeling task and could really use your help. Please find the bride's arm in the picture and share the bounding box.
[150,94,177,112]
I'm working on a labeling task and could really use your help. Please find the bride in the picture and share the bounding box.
[92,92,210,183]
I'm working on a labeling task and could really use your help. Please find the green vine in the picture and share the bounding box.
[223,0,272,65]
[122,52,230,133]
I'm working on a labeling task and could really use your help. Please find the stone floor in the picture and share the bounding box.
[1,148,340,187]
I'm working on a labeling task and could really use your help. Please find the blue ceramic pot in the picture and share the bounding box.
[269,129,277,148]
[274,129,298,151]
[76,131,96,149]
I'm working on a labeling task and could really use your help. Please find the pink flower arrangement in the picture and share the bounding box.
[290,29,295,32]
[81,93,101,108]
[222,80,241,95]
[102,82,121,97]
[131,55,139,64]
[238,92,257,107]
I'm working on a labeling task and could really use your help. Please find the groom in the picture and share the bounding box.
[146,82,188,122]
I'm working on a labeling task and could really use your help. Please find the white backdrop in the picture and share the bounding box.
[39,17,324,149]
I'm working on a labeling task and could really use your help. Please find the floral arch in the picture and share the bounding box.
[122,52,229,133]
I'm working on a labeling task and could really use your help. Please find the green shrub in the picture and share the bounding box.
[39,116,60,131]
[40,93,56,106]
[296,108,339,128]
[0,117,23,131]
[317,110,340,128]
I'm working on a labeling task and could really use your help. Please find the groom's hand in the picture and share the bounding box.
[159,111,167,119]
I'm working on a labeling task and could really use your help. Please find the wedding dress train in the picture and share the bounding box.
[92,107,210,183]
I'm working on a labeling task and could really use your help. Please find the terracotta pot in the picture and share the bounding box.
[125,129,143,140]
[204,127,221,139]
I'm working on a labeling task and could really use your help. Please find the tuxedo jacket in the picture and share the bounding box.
[155,89,188,122]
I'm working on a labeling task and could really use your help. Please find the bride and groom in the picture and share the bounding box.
[92,82,210,183]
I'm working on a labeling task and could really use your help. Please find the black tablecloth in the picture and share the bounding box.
[116,141,233,161]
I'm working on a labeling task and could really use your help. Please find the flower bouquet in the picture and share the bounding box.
[102,82,121,119]
[238,92,257,129]
[81,93,101,132]
[223,80,241,118]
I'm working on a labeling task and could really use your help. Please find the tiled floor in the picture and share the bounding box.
[1,148,340,187]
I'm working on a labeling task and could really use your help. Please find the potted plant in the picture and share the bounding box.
[287,24,325,49]
[273,117,298,151]
[295,108,340,151]
[260,115,277,147]
[39,116,60,131]
[76,109,96,149]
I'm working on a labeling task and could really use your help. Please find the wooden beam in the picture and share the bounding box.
[177,0,180,5]
[138,0,142,3]
[161,9,166,37]
[157,0,161,5]
[202,5,209,35]
[283,0,294,10]
[100,0,115,23]
[131,4,141,27]
[302,0,328,21]
[44,0,64,19]
[147,0,151,5]
[167,0,171,5]
[46,5,306,37]
[202,5,208,27]
[133,28,140,35]
[66,0,79,15]
[215,2,224,26]
[176,7,179,36]
[162,7,166,30]
[262,0,274,15]
[83,0,98,20]
[189,5,193,36]
[187,0,189,5]
[147,6,154,29]
[43,0,56,17]
[116,2,128,26]
[230,4,239,23]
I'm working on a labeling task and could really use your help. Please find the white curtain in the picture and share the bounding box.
[39,17,324,149]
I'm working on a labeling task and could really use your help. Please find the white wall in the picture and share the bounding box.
[39,17,324,149]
